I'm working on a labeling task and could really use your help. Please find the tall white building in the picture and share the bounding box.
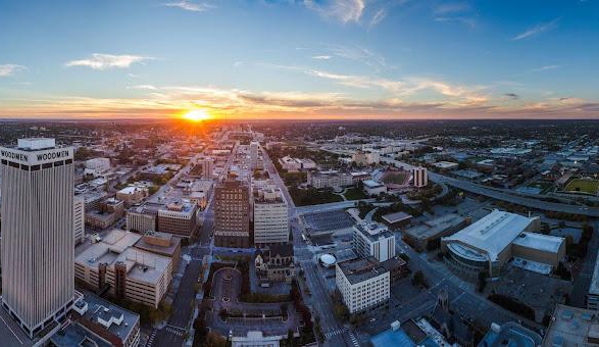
[249,141,259,170]
[413,166,428,188]
[253,186,289,245]
[353,222,396,262]
[74,195,85,245]
[336,257,390,315]
[0,138,75,338]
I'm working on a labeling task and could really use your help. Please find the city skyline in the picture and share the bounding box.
[0,0,598,120]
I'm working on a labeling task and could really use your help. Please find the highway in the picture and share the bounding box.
[392,160,599,217]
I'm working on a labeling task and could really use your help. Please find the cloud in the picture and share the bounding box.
[433,2,477,28]
[163,1,213,12]
[312,55,332,60]
[65,54,154,70]
[369,9,387,27]
[512,18,560,41]
[531,65,561,72]
[128,84,158,90]
[304,0,365,24]
[504,93,520,100]
[0,64,26,77]
[328,44,388,69]
[2,84,598,120]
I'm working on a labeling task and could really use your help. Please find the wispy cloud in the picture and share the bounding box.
[512,18,560,41]
[531,64,561,72]
[0,64,26,77]
[504,93,520,100]
[127,84,158,90]
[163,1,213,12]
[434,2,470,15]
[312,55,332,60]
[304,0,365,24]
[65,54,153,70]
[328,44,388,69]
[369,8,387,27]
[433,2,477,28]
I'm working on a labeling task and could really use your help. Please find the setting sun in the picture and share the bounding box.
[182,109,211,122]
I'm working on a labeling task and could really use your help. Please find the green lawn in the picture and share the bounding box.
[343,187,367,201]
[565,179,599,194]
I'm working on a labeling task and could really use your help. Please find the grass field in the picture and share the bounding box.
[343,187,367,201]
[565,179,599,194]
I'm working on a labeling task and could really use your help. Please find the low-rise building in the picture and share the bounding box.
[52,292,141,347]
[308,171,353,189]
[403,213,468,251]
[362,179,387,196]
[542,304,599,346]
[85,198,125,229]
[433,161,459,170]
[75,230,172,308]
[353,222,396,262]
[134,230,182,271]
[478,322,542,347]
[116,185,149,207]
[126,202,163,233]
[381,211,413,230]
[336,257,390,315]
[254,244,295,284]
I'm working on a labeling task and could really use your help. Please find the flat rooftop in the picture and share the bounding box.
[381,211,412,224]
[442,210,535,261]
[354,222,394,242]
[404,213,465,240]
[337,257,389,285]
[75,231,171,285]
[543,304,599,347]
[512,232,564,253]
[480,322,542,347]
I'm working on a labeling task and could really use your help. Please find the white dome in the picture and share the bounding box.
[320,254,336,265]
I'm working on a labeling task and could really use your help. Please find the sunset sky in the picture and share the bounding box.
[0,0,598,120]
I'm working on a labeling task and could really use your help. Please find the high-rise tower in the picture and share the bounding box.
[0,138,75,338]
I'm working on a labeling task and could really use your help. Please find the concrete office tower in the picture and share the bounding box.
[74,195,85,245]
[214,178,250,248]
[253,186,289,246]
[0,138,75,338]
[249,141,259,170]
[201,157,214,179]
[413,166,428,188]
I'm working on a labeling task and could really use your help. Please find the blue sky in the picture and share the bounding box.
[0,0,598,119]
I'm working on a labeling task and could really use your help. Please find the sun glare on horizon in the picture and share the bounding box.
[182,109,211,122]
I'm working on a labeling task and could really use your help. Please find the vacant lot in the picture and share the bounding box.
[565,179,599,194]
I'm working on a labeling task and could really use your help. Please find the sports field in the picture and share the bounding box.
[565,179,599,194]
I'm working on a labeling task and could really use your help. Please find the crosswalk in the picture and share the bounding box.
[165,326,185,337]
[145,329,157,347]
[323,327,360,347]
[348,330,360,347]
